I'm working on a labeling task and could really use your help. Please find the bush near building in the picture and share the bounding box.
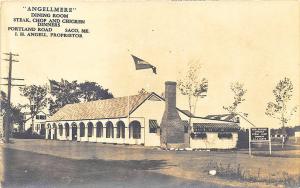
[13,128,44,139]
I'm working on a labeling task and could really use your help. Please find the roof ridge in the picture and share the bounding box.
[48,92,153,121]
[65,92,150,107]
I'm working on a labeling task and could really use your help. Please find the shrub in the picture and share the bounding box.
[13,128,45,139]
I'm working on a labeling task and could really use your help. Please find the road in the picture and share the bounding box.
[1,139,299,188]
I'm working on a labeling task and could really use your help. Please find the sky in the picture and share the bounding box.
[0,1,299,128]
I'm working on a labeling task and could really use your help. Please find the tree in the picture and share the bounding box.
[1,91,27,132]
[19,85,48,132]
[49,79,114,115]
[79,81,113,102]
[1,91,8,111]
[265,78,298,136]
[177,62,208,143]
[10,105,24,131]
[178,62,208,115]
[223,82,247,118]
[49,79,81,115]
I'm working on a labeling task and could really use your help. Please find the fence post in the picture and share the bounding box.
[248,128,251,156]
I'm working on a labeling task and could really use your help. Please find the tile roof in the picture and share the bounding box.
[294,126,300,131]
[179,110,195,117]
[193,123,240,132]
[48,92,152,122]
[203,114,235,121]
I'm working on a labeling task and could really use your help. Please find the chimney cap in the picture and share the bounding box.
[165,81,177,85]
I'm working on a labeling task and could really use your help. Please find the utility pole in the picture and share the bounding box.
[1,52,24,143]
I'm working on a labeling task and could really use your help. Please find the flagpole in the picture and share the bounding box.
[127,95,130,120]
[127,61,130,137]
[129,54,157,134]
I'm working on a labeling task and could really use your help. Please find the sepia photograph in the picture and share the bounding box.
[0,1,299,188]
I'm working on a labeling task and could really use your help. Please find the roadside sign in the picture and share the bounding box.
[251,128,269,141]
[248,127,271,156]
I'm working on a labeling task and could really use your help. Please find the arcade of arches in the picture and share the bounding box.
[45,120,143,145]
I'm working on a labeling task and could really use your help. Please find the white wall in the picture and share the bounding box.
[190,132,238,149]
[47,116,147,145]
[46,93,240,149]
[23,111,47,133]
[131,96,165,146]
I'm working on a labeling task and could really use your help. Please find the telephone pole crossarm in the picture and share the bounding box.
[2,59,19,62]
[1,78,24,80]
[0,84,25,87]
[3,52,19,56]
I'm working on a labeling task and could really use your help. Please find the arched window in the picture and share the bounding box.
[47,123,51,139]
[106,121,114,138]
[87,122,93,137]
[58,124,63,136]
[117,121,125,138]
[96,122,103,137]
[53,123,57,139]
[80,122,85,137]
[129,121,141,139]
[65,123,70,137]
[71,123,77,141]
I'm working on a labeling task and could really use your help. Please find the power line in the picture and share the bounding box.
[1,52,24,143]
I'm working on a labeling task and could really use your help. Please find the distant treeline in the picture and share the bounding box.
[1,79,114,132]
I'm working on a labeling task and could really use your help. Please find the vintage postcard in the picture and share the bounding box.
[0,1,299,188]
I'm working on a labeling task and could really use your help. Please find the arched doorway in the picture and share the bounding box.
[65,123,70,138]
[71,123,77,141]
[79,122,85,137]
[106,121,114,138]
[87,122,93,137]
[47,124,51,139]
[96,122,103,137]
[129,121,141,139]
[53,123,57,139]
[58,124,63,137]
[117,121,125,138]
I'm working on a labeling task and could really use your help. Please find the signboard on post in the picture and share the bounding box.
[249,127,271,156]
[251,128,269,141]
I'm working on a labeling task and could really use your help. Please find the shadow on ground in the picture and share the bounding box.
[1,148,232,188]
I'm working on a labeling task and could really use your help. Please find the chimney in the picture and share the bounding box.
[160,81,185,148]
[164,81,178,119]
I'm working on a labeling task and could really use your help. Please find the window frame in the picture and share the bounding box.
[149,119,158,133]
[218,132,233,139]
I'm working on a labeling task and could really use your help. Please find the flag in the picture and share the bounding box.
[131,55,157,74]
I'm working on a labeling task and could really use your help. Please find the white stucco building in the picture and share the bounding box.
[46,82,240,149]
